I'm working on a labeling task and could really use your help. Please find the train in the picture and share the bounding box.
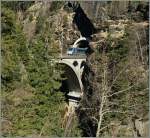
[67,47,88,55]
[66,37,89,55]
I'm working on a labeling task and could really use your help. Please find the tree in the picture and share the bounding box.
[1,2,67,137]
[77,24,148,137]
[94,25,148,137]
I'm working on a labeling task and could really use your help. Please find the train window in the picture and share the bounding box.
[67,47,87,55]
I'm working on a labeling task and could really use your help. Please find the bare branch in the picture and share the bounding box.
[107,85,149,98]
[96,92,106,137]
[108,63,130,92]
[107,101,140,108]
[99,125,109,132]
[80,108,96,111]
[102,109,110,114]
[107,85,134,98]
[99,123,113,132]
[135,31,144,65]
[102,110,128,116]
[91,117,98,123]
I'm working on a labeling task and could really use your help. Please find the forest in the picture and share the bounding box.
[1,1,149,137]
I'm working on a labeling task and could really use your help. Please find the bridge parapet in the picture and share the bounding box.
[59,54,87,59]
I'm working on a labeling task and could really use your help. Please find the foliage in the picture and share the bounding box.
[78,22,148,137]
[1,1,148,137]
[2,1,34,12]
[50,1,65,12]
[1,2,70,137]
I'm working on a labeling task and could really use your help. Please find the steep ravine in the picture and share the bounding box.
[2,1,149,137]
[23,1,149,137]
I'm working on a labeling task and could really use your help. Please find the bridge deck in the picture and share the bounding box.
[59,54,86,59]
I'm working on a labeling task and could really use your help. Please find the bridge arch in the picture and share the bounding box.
[59,61,83,94]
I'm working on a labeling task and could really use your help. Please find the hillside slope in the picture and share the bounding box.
[1,1,149,137]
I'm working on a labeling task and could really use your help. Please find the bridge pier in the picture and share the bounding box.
[67,91,82,107]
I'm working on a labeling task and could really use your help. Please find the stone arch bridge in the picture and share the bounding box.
[57,55,87,107]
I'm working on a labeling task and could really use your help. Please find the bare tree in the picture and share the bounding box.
[83,35,149,137]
